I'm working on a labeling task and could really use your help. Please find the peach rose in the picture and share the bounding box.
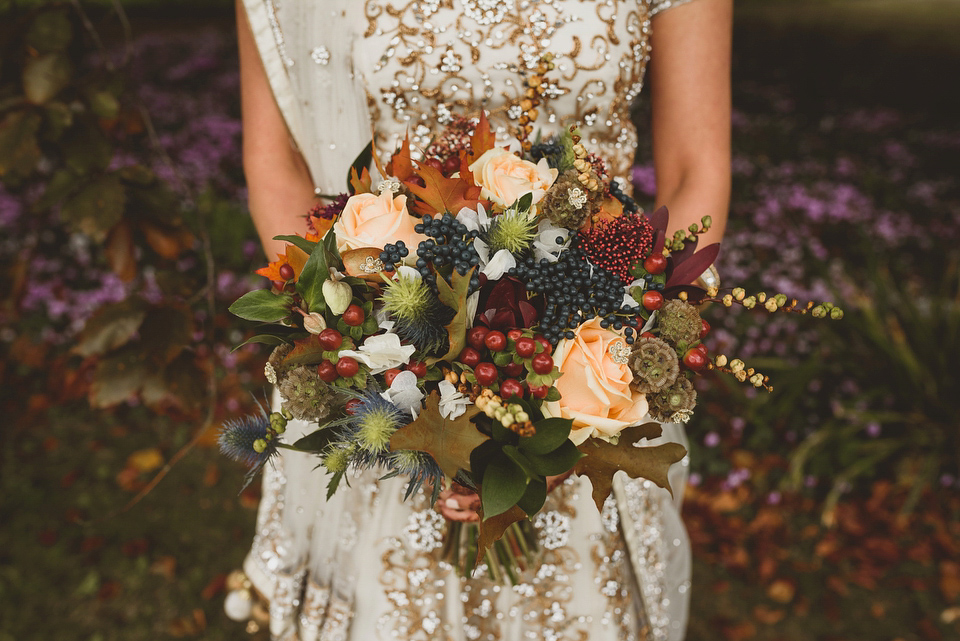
[542,317,649,445]
[468,148,558,208]
[333,191,426,255]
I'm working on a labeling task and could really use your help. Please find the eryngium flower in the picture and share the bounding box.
[340,390,407,458]
[647,376,697,423]
[628,336,680,393]
[657,299,702,346]
[380,273,452,353]
[219,410,276,468]
[278,366,338,422]
[539,170,600,229]
[485,207,538,254]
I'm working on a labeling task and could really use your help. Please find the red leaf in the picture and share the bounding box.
[666,243,720,288]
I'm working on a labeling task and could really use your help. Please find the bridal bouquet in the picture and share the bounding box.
[221,107,841,579]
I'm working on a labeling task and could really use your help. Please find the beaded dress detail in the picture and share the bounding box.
[240,2,695,640]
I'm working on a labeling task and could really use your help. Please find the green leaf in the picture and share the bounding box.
[25,10,73,53]
[35,168,77,210]
[480,454,529,518]
[61,121,112,174]
[233,334,290,352]
[117,165,155,185]
[296,242,330,313]
[525,440,583,477]
[229,290,294,322]
[430,268,475,364]
[515,478,547,516]
[293,428,338,453]
[73,299,147,357]
[514,192,533,213]
[361,315,379,335]
[518,417,573,456]
[0,111,41,179]
[60,174,126,242]
[88,90,119,119]
[23,53,72,105]
[544,386,562,402]
[43,101,73,140]
[273,234,319,254]
[502,445,538,479]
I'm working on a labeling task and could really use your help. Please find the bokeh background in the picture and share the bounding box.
[1,1,958,639]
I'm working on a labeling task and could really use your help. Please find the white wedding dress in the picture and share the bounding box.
[240,2,695,640]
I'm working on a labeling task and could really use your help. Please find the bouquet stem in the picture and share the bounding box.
[442,520,539,585]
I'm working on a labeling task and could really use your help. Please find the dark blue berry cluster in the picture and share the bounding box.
[608,179,640,215]
[529,137,563,168]
[380,212,483,294]
[508,243,645,346]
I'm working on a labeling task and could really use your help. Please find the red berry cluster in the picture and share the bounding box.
[579,213,655,284]
[458,326,556,399]
[682,319,712,371]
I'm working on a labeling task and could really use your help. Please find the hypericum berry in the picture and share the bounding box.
[271,280,286,291]
[683,348,708,371]
[515,337,536,358]
[534,335,551,353]
[475,363,498,386]
[344,399,362,415]
[502,361,525,378]
[699,319,711,339]
[529,384,549,399]
[317,328,343,351]
[342,304,365,326]
[507,329,524,342]
[336,356,359,378]
[317,360,338,383]
[484,330,507,352]
[278,263,295,281]
[641,331,656,338]
[405,361,427,378]
[643,253,667,275]
[642,290,664,311]
[500,378,524,399]
[458,347,482,368]
[467,326,490,351]
[693,343,708,358]
[531,352,554,375]
[384,368,402,387]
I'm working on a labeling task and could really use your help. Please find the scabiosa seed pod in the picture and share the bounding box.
[278,366,338,422]
[628,336,680,393]
[647,376,697,423]
[219,410,276,468]
[657,299,703,346]
[539,170,600,229]
[265,343,294,385]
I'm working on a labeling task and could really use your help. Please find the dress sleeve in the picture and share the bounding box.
[649,0,698,17]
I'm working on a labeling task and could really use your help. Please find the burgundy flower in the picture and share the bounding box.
[476,277,543,330]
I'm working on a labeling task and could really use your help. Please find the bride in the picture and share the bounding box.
[233,1,731,639]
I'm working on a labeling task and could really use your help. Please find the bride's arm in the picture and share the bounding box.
[649,0,733,247]
[237,0,317,259]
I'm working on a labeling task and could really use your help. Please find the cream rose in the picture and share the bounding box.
[542,317,649,445]
[468,147,558,208]
[333,191,426,255]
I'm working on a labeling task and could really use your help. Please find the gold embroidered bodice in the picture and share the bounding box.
[354,0,671,179]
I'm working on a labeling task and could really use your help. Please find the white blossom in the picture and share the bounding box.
[437,380,470,420]
[533,219,571,263]
[337,333,416,374]
[381,370,424,418]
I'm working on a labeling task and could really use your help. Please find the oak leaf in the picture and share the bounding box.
[389,391,488,479]
[574,422,687,512]
[386,135,416,183]
[407,163,485,217]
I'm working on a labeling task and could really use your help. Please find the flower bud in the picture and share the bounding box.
[756,292,767,303]
[812,305,826,318]
[715,354,728,367]
[322,279,353,315]
[303,312,327,334]
[501,415,515,428]
[750,373,764,387]
[774,294,788,307]
[830,307,844,320]
[732,287,745,301]
[730,359,745,373]
[742,296,757,309]
[765,299,779,312]
[515,411,529,423]
[701,215,712,230]
[253,438,268,453]
[722,294,734,307]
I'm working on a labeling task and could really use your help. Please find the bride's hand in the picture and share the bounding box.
[435,472,575,522]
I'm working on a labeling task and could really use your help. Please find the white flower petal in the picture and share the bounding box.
[381,370,424,418]
[438,380,470,420]
[338,333,416,374]
[481,249,516,281]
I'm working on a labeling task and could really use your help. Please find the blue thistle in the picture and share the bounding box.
[380,273,452,353]
[219,409,277,468]
[336,388,407,462]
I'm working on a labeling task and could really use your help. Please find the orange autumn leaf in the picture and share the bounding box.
[407,163,486,216]
[255,243,310,282]
[469,110,496,162]
[386,135,417,183]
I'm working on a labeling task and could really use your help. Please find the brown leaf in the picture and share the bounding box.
[573,422,687,512]
[342,247,388,282]
[73,299,147,358]
[142,221,195,260]
[389,391,489,478]
[429,267,475,365]
[150,555,177,580]
[407,163,485,217]
[105,219,136,281]
[468,111,496,162]
[349,166,373,194]
[475,505,527,572]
